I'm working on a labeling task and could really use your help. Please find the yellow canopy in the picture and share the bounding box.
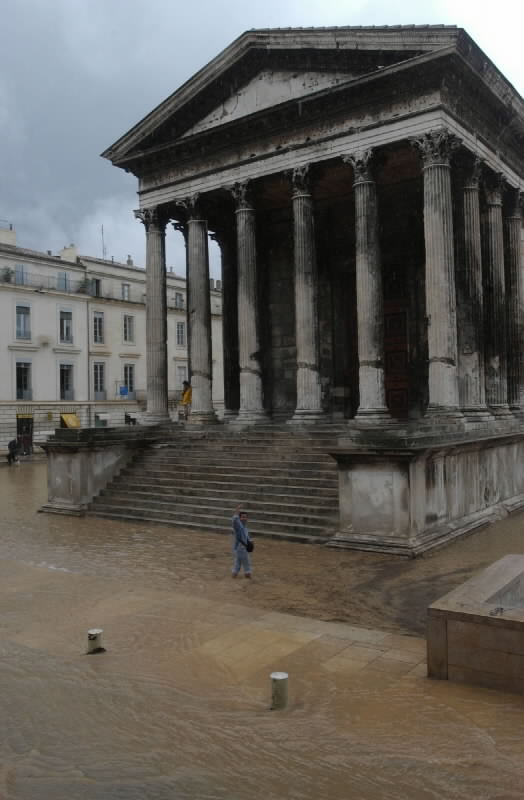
[61,413,81,428]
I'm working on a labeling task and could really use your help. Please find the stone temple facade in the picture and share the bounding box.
[101,26,524,555]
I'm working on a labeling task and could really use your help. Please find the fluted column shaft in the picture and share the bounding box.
[458,159,488,416]
[233,182,265,420]
[412,129,460,414]
[135,207,169,421]
[291,166,323,420]
[504,190,522,409]
[186,205,216,422]
[483,176,509,411]
[344,151,390,420]
[212,228,240,417]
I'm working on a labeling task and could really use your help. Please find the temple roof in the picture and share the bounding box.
[102,25,524,170]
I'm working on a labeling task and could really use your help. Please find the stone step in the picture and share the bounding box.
[89,501,334,534]
[119,468,338,488]
[138,454,335,469]
[126,463,337,480]
[112,476,338,498]
[87,510,330,544]
[106,481,338,503]
[98,487,335,514]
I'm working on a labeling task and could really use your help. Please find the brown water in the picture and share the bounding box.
[1,462,524,799]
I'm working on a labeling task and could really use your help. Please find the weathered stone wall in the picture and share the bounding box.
[329,433,524,555]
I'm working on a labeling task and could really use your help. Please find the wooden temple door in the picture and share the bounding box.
[384,301,409,418]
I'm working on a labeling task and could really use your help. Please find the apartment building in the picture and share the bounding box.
[0,224,223,450]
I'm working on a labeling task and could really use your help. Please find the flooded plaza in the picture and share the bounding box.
[1,461,524,799]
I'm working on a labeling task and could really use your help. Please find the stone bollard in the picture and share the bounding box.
[86,628,106,654]
[270,671,288,710]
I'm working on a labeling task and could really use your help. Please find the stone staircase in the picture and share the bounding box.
[88,425,342,543]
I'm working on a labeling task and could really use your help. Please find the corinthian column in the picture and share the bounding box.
[504,188,523,410]
[290,165,323,422]
[232,181,265,421]
[483,172,510,414]
[411,128,461,416]
[211,226,239,418]
[457,156,490,420]
[181,196,216,423]
[134,206,169,423]
[343,149,390,422]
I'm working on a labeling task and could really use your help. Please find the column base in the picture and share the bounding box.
[461,406,493,424]
[488,404,513,417]
[186,411,218,425]
[222,409,239,422]
[353,407,394,427]
[141,412,170,426]
[233,409,267,426]
[289,409,325,424]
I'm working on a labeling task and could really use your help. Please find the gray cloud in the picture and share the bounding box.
[1,0,521,277]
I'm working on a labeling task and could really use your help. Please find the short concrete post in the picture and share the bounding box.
[270,671,288,710]
[87,628,105,654]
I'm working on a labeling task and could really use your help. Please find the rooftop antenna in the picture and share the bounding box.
[101,224,107,259]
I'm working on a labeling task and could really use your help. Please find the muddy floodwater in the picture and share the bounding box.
[1,461,524,799]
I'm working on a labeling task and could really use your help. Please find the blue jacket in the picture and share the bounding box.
[232,515,250,550]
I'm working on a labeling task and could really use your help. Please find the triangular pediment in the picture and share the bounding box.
[105,25,515,168]
[181,69,360,139]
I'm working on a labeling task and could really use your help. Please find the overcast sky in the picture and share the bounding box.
[1,0,523,277]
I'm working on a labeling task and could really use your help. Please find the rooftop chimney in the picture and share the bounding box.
[59,243,77,262]
[0,221,16,247]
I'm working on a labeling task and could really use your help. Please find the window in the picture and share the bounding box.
[176,364,187,388]
[90,278,101,297]
[16,361,31,400]
[175,292,184,309]
[123,363,135,393]
[57,271,69,291]
[16,305,31,340]
[176,321,186,346]
[15,264,26,286]
[94,362,105,393]
[60,364,74,400]
[59,310,73,343]
[93,311,104,343]
[123,314,134,343]
[121,283,130,301]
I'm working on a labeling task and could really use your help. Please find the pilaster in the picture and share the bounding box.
[134,206,170,423]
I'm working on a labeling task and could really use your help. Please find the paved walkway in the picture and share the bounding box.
[1,558,524,799]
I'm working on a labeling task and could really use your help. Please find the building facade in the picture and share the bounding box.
[0,225,223,450]
[99,26,524,553]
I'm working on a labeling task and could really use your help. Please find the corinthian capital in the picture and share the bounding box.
[290,164,311,196]
[343,149,375,183]
[231,180,254,211]
[134,206,169,231]
[483,171,505,206]
[176,193,202,220]
[410,128,461,168]
[461,155,483,190]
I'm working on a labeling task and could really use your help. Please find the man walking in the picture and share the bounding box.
[6,439,18,466]
[181,380,192,420]
[232,508,252,579]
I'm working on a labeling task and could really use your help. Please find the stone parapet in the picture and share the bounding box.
[327,430,524,556]
[40,426,160,515]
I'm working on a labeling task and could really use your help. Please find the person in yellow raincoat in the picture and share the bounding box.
[181,380,192,419]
